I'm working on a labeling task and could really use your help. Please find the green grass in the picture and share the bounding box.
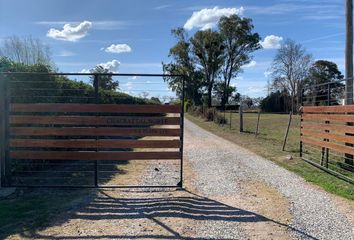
[187,112,354,201]
[0,189,91,239]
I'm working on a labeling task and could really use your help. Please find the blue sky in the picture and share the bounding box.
[0,0,346,98]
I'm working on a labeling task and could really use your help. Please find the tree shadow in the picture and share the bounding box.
[19,189,318,240]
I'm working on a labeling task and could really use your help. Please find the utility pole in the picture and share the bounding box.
[346,0,353,104]
[345,0,354,166]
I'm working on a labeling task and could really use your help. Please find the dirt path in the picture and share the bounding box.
[9,119,354,240]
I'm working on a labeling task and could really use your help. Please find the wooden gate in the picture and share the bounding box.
[300,105,354,184]
[0,72,184,188]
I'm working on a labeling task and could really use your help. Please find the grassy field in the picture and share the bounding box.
[186,111,354,201]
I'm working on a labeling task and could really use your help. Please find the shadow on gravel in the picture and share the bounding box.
[20,189,319,240]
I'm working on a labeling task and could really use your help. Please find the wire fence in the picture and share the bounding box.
[301,78,354,184]
[0,72,183,188]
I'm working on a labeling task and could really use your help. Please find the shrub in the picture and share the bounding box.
[215,111,227,124]
[203,108,215,121]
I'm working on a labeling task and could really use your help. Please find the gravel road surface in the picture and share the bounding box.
[25,118,353,240]
[184,118,354,240]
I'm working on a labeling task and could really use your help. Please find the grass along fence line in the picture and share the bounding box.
[186,110,354,201]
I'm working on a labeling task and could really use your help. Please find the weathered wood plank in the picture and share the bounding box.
[10,127,181,137]
[10,151,181,160]
[10,139,181,148]
[301,122,354,134]
[302,129,354,145]
[10,116,180,126]
[302,113,354,122]
[11,103,181,113]
[301,136,354,155]
[302,105,354,113]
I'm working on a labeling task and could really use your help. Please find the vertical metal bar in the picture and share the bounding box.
[178,75,185,188]
[321,147,325,166]
[94,74,99,187]
[4,75,10,186]
[300,88,304,158]
[239,105,243,132]
[327,83,330,106]
[325,148,329,168]
[229,109,232,129]
[324,119,330,168]
[0,74,5,187]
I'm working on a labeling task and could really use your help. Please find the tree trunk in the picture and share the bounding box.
[291,94,295,113]
[208,85,213,108]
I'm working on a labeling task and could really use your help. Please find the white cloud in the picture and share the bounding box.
[242,60,257,68]
[36,20,129,30]
[122,82,133,90]
[57,50,76,57]
[154,5,170,10]
[79,69,91,73]
[264,70,272,78]
[260,35,283,49]
[184,6,244,30]
[98,59,120,73]
[104,44,132,53]
[47,21,92,42]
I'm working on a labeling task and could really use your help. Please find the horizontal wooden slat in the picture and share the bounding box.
[301,137,354,155]
[302,129,354,145]
[10,127,181,137]
[301,122,354,134]
[10,116,180,126]
[303,105,354,113]
[11,103,181,113]
[10,139,181,148]
[10,151,181,160]
[302,114,354,122]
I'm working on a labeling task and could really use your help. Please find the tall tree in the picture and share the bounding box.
[191,29,224,107]
[270,39,312,112]
[0,36,52,66]
[304,60,344,105]
[163,28,203,105]
[218,15,261,108]
[89,65,119,91]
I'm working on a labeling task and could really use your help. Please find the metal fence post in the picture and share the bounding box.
[178,75,185,188]
[239,105,243,132]
[94,74,99,187]
[327,83,330,106]
[0,74,10,187]
[0,74,5,187]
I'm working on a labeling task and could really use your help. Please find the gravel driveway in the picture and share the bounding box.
[184,118,354,240]
[26,118,353,240]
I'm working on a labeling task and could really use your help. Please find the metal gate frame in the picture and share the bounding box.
[0,72,186,188]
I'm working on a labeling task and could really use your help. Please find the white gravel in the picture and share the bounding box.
[184,119,354,240]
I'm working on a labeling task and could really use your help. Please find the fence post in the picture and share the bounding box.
[0,74,5,187]
[300,89,304,158]
[0,74,10,187]
[229,109,232,129]
[94,74,99,187]
[239,105,243,133]
[327,83,331,106]
[178,75,185,188]
[255,109,261,137]
[282,111,292,151]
